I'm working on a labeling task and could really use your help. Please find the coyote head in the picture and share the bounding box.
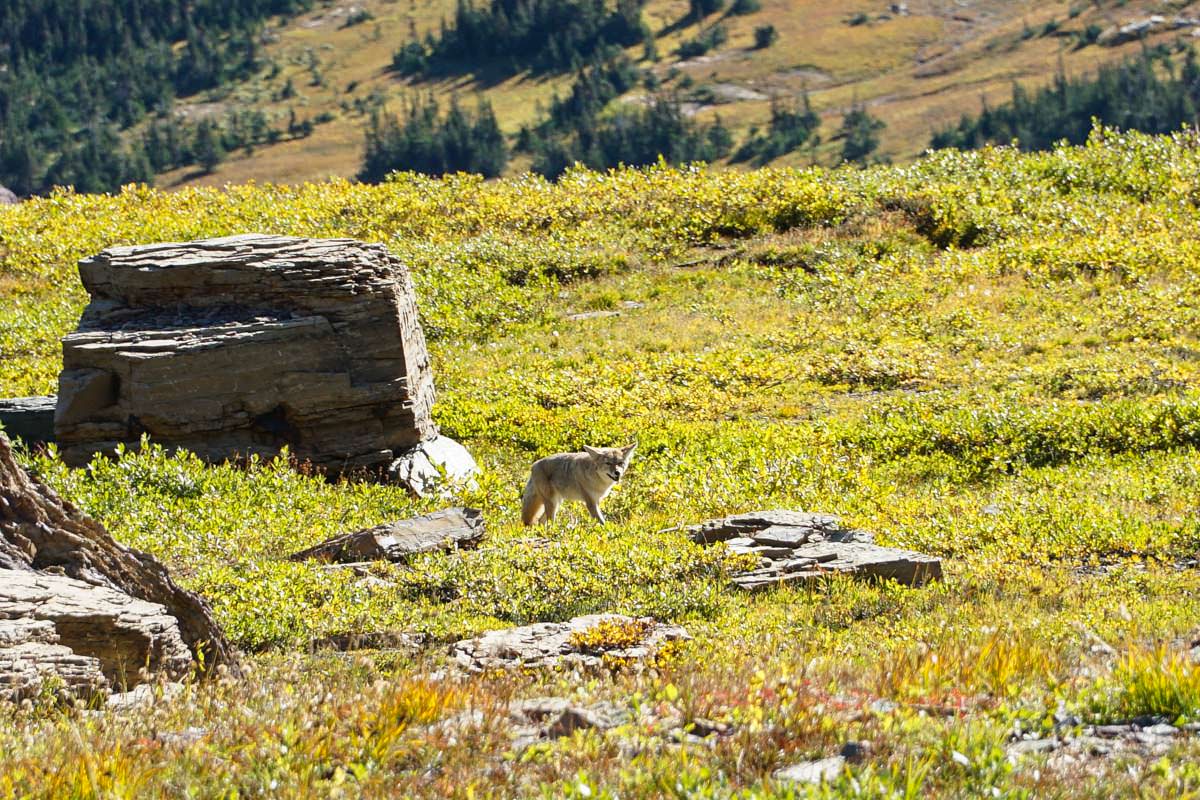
[583,443,637,482]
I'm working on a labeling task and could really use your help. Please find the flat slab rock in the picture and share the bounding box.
[0,397,56,445]
[689,510,942,590]
[507,697,630,750]
[289,507,484,563]
[54,234,441,475]
[452,614,689,672]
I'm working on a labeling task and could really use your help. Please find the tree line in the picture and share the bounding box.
[359,96,508,181]
[392,0,651,76]
[932,46,1200,152]
[518,57,732,177]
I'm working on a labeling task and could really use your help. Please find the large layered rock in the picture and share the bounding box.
[53,234,461,480]
[690,510,943,590]
[0,431,234,700]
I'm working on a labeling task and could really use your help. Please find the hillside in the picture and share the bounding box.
[2,131,1200,795]
[158,0,1200,187]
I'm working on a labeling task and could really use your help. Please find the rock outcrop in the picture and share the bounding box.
[289,507,485,563]
[54,234,475,486]
[0,185,17,206]
[0,431,234,700]
[689,510,943,590]
[0,571,193,701]
[452,614,689,672]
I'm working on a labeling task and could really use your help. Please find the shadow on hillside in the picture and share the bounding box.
[164,168,213,188]
[657,13,699,39]
[386,57,567,91]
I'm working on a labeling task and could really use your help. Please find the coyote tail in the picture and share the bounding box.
[521,477,544,526]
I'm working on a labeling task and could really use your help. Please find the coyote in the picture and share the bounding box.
[521,443,637,525]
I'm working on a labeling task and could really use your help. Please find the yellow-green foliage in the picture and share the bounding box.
[567,618,654,653]
[4,128,1200,796]
[1086,645,1200,723]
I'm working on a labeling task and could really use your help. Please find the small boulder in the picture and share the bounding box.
[840,740,872,763]
[775,756,846,785]
[1006,738,1061,758]
[509,697,628,741]
[389,435,480,497]
[106,681,186,710]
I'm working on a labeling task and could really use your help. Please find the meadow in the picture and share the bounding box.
[2,128,1200,797]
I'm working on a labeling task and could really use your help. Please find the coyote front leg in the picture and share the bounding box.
[584,498,606,524]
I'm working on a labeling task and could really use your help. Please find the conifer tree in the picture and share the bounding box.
[840,105,885,164]
[194,119,225,173]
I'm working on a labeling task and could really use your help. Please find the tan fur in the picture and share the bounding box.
[521,443,636,526]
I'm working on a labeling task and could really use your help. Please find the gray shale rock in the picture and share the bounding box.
[452,614,690,673]
[0,185,17,205]
[289,507,485,563]
[0,614,109,701]
[53,234,467,480]
[689,510,942,589]
[1007,738,1062,757]
[106,681,185,710]
[0,431,234,701]
[0,397,56,446]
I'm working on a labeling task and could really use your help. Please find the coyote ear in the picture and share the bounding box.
[622,442,637,457]
[583,445,602,457]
